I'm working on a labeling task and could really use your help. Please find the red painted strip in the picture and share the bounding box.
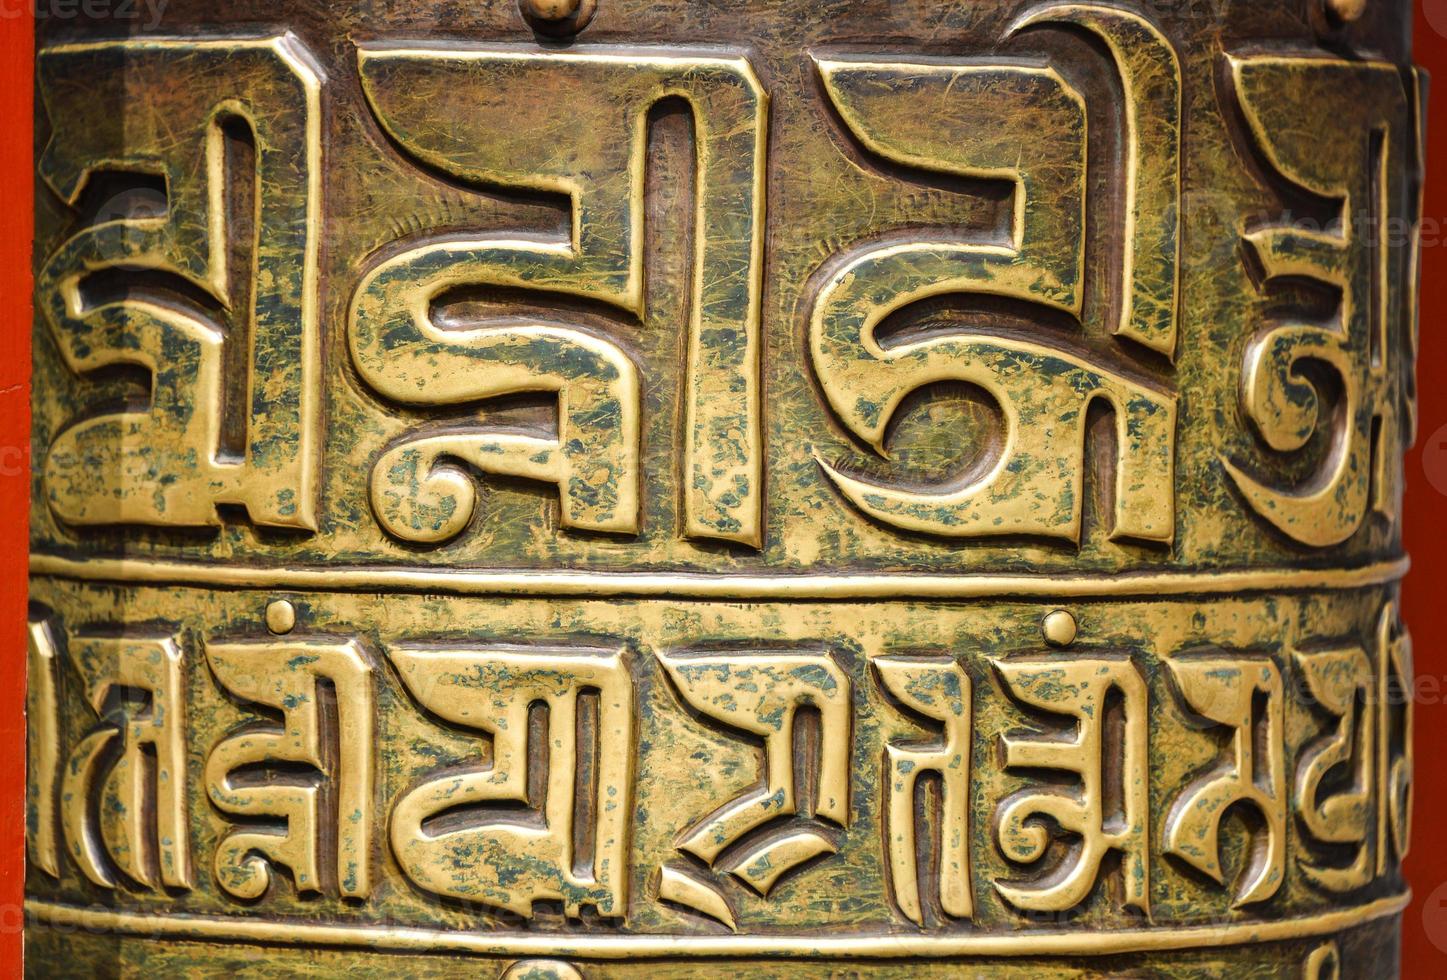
[1405,5,1447,972]
[0,5,32,976]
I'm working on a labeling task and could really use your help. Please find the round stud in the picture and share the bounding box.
[1324,0,1366,23]
[265,598,297,635]
[519,0,596,36]
[522,0,580,18]
[500,960,583,980]
[1042,609,1077,648]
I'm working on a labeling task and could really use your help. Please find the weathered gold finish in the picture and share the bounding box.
[26,0,1423,975]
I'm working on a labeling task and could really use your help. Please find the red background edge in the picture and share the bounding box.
[2,3,33,977]
[1404,4,1447,973]
[2,4,1447,975]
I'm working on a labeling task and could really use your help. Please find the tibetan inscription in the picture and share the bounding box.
[26,0,1423,976]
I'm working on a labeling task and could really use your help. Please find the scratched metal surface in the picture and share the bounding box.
[24,0,1419,975]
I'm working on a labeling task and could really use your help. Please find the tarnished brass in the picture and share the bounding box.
[25,0,1423,975]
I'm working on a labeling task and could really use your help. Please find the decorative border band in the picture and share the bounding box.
[28,553,1409,602]
[25,893,1408,959]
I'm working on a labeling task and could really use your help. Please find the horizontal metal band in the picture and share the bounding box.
[30,552,1410,601]
[25,893,1408,959]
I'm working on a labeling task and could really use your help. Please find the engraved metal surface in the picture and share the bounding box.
[25,0,1423,975]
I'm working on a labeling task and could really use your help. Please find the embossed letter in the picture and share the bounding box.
[61,631,191,890]
[810,57,1175,543]
[1222,56,1419,545]
[26,617,62,879]
[352,46,765,545]
[37,37,322,529]
[1006,3,1182,355]
[1293,604,1412,891]
[992,655,1149,914]
[655,650,850,923]
[205,637,375,899]
[1164,656,1286,906]
[388,644,634,917]
[874,656,973,924]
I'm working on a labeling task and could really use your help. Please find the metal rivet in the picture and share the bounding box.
[1042,609,1077,648]
[501,961,582,980]
[1325,0,1366,23]
[265,599,297,635]
[520,0,596,36]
